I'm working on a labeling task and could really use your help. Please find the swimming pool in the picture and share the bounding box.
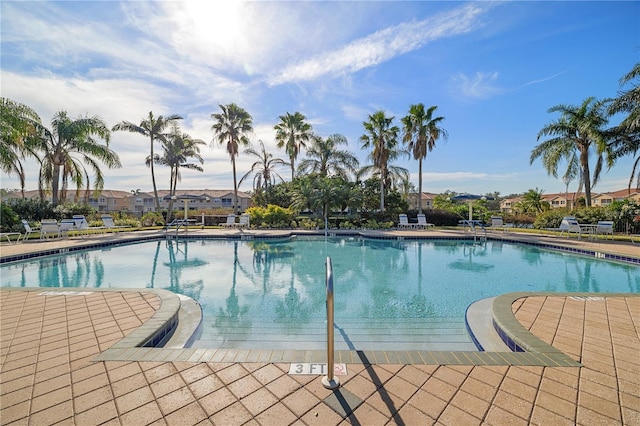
[2,236,638,351]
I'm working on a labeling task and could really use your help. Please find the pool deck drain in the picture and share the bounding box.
[1,229,639,424]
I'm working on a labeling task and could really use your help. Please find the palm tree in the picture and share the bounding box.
[36,111,120,204]
[0,98,42,195]
[520,188,549,214]
[239,140,289,206]
[297,133,359,179]
[530,97,612,207]
[359,110,403,212]
[274,111,313,180]
[401,104,447,214]
[211,103,253,215]
[608,62,640,191]
[153,124,205,221]
[112,112,182,214]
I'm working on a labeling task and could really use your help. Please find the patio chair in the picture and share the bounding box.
[21,219,39,240]
[595,221,614,240]
[101,214,128,231]
[558,217,582,238]
[397,214,414,230]
[73,215,104,236]
[238,214,250,229]
[491,216,513,232]
[59,218,76,238]
[221,215,237,227]
[416,214,434,229]
[0,231,21,243]
[40,219,61,239]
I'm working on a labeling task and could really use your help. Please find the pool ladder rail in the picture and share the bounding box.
[463,220,487,243]
[322,256,340,390]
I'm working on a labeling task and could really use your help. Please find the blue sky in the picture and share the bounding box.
[1,1,638,197]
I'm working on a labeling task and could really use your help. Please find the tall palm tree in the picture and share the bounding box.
[401,104,447,214]
[36,111,120,204]
[239,140,289,206]
[359,110,403,212]
[608,62,640,191]
[297,133,359,179]
[0,98,42,195]
[112,112,182,214]
[274,111,313,180]
[153,124,205,221]
[211,103,253,215]
[530,97,612,207]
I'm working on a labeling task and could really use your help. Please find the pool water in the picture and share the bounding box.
[2,237,637,351]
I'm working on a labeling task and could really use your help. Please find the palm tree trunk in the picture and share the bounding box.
[580,149,592,207]
[150,136,161,216]
[290,158,295,181]
[379,171,385,212]
[418,159,423,214]
[51,163,61,205]
[232,157,239,215]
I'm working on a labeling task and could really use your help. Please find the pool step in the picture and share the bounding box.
[190,318,476,351]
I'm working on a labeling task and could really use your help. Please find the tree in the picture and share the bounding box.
[359,110,405,212]
[112,111,182,215]
[153,124,205,221]
[239,140,289,206]
[608,62,640,191]
[274,111,313,180]
[401,104,447,213]
[0,98,42,195]
[530,97,613,207]
[36,111,120,204]
[211,103,253,215]
[519,188,550,214]
[297,133,359,179]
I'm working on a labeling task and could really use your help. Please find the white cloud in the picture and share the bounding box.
[267,4,489,85]
[451,71,503,99]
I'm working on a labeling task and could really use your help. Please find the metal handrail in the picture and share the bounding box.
[322,257,340,389]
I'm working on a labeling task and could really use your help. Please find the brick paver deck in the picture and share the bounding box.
[1,289,638,425]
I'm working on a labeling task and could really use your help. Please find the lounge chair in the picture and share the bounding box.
[0,232,21,243]
[73,215,104,236]
[238,214,250,229]
[59,219,76,238]
[416,214,434,229]
[40,219,61,239]
[101,214,127,231]
[21,220,39,240]
[558,217,583,238]
[491,216,513,232]
[221,215,237,227]
[397,214,414,230]
[595,221,614,240]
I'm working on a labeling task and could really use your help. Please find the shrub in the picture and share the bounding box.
[5,198,58,221]
[0,203,20,232]
[141,212,164,227]
[245,205,295,228]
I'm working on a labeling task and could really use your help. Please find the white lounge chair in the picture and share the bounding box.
[595,221,614,240]
[59,219,76,238]
[221,215,237,227]
[238,214,250,229]
[558,217,582,238]
[73,215,104,235]
[416,214,434,229]
[100,214,127,231]
[0,232,21,243]
[491,216,513,232]
[40,219,60,239]
[22,220,39,240]
[397,214,414,229]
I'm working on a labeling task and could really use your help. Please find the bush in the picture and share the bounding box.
[1,203,20,232]
[4,198,59,221]
[141,212,164,227]
[245,205,295,228]
[533,209,570,229]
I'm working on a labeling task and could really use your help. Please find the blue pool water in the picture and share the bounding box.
[2,237,638,351]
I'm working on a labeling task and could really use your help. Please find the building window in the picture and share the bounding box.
[222,198,232,206]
